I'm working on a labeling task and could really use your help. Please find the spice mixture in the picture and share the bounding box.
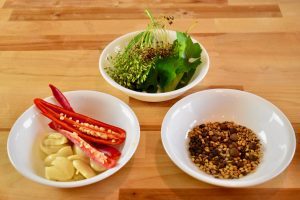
[188,121,262,179]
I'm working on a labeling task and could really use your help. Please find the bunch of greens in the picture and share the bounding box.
[105,10,202,93]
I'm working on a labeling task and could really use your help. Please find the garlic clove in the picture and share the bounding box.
[72,160,96,179]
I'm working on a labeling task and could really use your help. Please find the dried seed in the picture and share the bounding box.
[199,124,205,129]
[230,128,237,134]
[249,142,257,150]
[229,148,239,157]
[230,133,238,141]
[212,136,218,142]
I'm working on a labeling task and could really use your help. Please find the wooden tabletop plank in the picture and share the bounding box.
[0,0,5,8]
[8,5,282,21]
[0,8,10,20]
[3,0,228,8]
[1,32,299,51]
[228,0,277,5]
[1,17,300,36]
[279,1,300,16]
[119,188,300,200]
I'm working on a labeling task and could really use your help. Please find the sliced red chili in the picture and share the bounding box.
[93,144,121,160]
[34,98,126,145]
[48,84,74,129]
[58,129,116,169]
[51,121,121,161]
[49,84,75,112]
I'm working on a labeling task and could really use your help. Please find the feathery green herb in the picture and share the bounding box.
[105,10,173,90]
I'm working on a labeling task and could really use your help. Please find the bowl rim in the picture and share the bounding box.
[7,90,140,188]
[99,30,210,97]
[161,88,296,187]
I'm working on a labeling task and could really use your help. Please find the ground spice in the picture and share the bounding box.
[188,121,262,179]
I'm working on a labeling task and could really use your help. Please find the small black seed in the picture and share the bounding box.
[199,124,206,129]
[211,149,219,156]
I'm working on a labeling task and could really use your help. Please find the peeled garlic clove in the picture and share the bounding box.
[45,166,65,181]
[47,132,65,139]
[68,155,89,163]
[43,136,68,146]
[72,173,85,181]
[44,154,58,166]
[40,143,67,155]
[73,145,88,158]
[90,159,106,172]
[45,157,74,181]
[44,146,73,166]
[72,160,96,179]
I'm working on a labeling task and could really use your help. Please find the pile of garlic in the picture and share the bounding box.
[40,132,106,181]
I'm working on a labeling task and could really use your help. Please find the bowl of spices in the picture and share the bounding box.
[99,10,209,102]
[161,89,296,187]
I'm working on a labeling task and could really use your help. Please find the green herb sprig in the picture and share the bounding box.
[105,10,202,93]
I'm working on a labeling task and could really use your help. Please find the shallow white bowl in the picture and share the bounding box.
[161,89,296,187]
[99,30,210,102]
[7,91,140,188]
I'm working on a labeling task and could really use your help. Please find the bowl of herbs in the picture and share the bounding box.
[99,10,209,102]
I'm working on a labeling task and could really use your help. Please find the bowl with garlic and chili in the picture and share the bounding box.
[7,86,140,188]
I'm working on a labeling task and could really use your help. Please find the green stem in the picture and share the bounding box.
[186,20,198,34]
[145,9,155,25]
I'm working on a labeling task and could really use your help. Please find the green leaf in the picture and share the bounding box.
[175,32,202,59]
[176,60,200,89]
[138,66,158,93]
[156,57,178,90]
[155,32,202,92]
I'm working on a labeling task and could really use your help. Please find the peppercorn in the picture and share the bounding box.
[230,133,238,141]
[229,148,239,157]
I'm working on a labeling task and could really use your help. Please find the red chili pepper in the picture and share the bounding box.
[34,98,126,145]
[48,84,74,129]
[49,84,74,112]
[58,129,116,169]
[93,144,121,160]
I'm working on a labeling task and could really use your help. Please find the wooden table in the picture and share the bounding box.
[0,0,299,199]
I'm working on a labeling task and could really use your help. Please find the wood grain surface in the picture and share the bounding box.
[0,0,299,199]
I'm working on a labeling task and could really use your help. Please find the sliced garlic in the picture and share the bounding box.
[43,137,68,146]
[40,143,68,155]
[45,157,74,181]
[47,132,66,139]
[73,145,88,158]
[90,159,106,172]
[72,160,96,179]
[44,146,73,166]
[71,173,85,181]
[67,154,89,163]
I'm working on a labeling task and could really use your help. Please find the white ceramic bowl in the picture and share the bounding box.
[161,89,296,187]
[7,91,140,188]
[99,30,210,102]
